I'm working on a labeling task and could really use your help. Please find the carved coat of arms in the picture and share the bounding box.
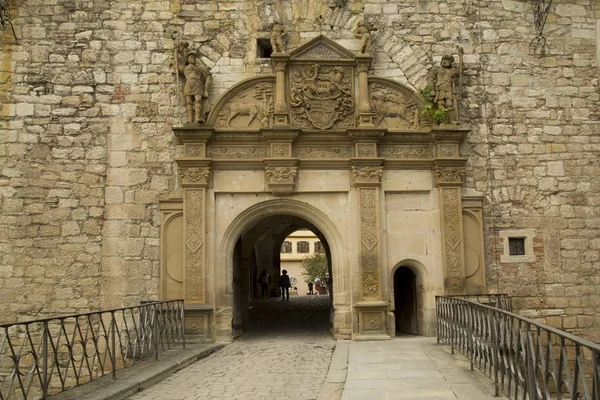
[290,64,354,130]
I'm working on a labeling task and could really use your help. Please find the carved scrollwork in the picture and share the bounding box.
[363,312,384,332]
[352,166,383,185]
[294,146,353,159]
[266,166,297,184]
[379,145,432,159]
[435,167,465,185]
[440,145,457,158]
[208,146,268,159]
[186,144,204,157]
[290,64,355,130]
[180,167,210,186]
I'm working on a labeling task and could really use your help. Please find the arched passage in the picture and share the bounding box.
[391,261,426,336]
[216,199,347,340]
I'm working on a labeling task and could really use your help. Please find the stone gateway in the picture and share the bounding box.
[0,1,598,344]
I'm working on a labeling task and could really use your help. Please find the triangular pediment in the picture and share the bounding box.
[289,35,355,60]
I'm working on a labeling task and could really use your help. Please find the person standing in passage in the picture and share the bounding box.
[279,270,291,301]
[307,281,314,295]
[258,269,269,299]
[315,276,321,295]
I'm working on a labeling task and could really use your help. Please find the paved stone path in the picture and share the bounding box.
[128,296,505,400]
[128,295,334,400]
[341,337,507,400]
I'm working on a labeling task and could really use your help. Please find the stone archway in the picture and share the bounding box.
[215,199,348,341]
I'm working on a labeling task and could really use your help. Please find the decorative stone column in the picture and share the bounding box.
[271,53,290,126]
[174,127,214,339]
[348,128,389,340]
[433,129,468,295]
[356,54,374,126]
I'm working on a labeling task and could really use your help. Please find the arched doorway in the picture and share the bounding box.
[393,266,418,335]
[217,199,348,341]
[231,217,334,338]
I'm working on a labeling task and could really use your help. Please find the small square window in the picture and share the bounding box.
[508,238,525,256]
[297,241,309,253]
[257,39,273,58]
[281,241,292,253]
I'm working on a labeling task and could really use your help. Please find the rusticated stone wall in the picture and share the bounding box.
[0,0,599,342]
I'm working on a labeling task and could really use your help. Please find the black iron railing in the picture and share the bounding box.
[0,300,185,400]
[436,296,600,400]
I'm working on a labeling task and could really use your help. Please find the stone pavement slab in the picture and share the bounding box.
[340,336,508,400]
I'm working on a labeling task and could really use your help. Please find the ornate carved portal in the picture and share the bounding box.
[163,35,473,341]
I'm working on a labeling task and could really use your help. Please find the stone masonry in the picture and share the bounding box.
[0,0,599,342]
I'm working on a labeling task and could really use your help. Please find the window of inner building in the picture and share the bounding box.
[314,241,324,253]
[281,241,292,253]
[256,38,273,58]
[508,238,525,256]
[297,241,309,253]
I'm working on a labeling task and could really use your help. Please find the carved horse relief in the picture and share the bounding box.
[216,83,274,128]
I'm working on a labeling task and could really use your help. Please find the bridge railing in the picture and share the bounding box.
[0,300,185,400]
[436,296,600,400]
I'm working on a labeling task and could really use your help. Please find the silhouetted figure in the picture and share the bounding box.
[279,270,291,301]
[258,269,269,298]
[308,281,314,295]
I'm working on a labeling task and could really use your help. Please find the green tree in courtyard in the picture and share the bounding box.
[301,251,328,283]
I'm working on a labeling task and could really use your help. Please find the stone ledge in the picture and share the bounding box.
[48,343,226,400]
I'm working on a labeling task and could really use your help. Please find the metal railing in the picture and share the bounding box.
[449,293,513,312]
[0,300,185,400]
[436,296,600,400]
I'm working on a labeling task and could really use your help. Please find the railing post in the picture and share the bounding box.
[436,297,440,344]
[154,303,159,361]
[525,324,536,399]
[42,321,48,399]
[181,301,186,350]
[593,349,599,400]
[111,311,116,379]
[468,302,474,371]
[490,308,499,397]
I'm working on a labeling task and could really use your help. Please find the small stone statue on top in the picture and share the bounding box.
[176,42,213,124]
[270,22,287,53]
[428,48,464,123]
[354,20,372,55]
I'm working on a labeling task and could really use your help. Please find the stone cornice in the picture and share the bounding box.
[173,127,215,144]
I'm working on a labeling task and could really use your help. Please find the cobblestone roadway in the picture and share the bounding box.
[128,296,335,400]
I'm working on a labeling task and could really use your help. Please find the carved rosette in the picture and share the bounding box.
[359,189,380,299]
[441,188,465,294]
[266,166,298,196]
[271,143,291,158]
[356,143,377,157]
[184,189,205,303]
[185,144,205,158]
[439,144,457,158]
[352,166,383,186]
[180,167,210,187]
[435,166,465,186]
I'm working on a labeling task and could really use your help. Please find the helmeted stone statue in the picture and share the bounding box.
[428,48,463,123]
[177,43,213,124]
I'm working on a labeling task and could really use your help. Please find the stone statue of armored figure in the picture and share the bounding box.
[428,48,464,123]
[270,23,287,53]
[354,20,372,55]
[176,43,213,124]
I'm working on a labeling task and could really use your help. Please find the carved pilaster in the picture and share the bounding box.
[435,166,465,186]
[439,187,465,294]
[179,166,211,188]
[356,55,374,126]
[271,54,290,126]
[358,188,381,299]
[184,188,206,304]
